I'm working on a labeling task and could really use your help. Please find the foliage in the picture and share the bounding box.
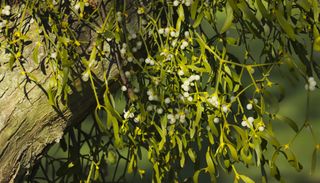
[1,0,320,182]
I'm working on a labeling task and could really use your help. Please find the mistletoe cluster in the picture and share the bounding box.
[1,0,320,182]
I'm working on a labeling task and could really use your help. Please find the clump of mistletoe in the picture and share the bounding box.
[1,0,320,182]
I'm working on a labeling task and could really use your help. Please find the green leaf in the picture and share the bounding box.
[297,0,311,11]
[240,147,253,165]
[239,175,255,183]
[47,87,56,106]
[238,1,263,32]
[253,137,262,166]
[311,147,318,175]
[180,152,185,168]
[205,147,216,182]
[275,10,296,40]
[188,148,196,163]
[109,110,122,148]
[208,115,219,137]
[313,36,320,52]
[193,169,203,183]
[227,0,240,15]
[220,2,234,34]
[155,124,166,151]
[259,131,280,147]
[177,4,185,21]
[176,136,183,154]
[153,163,161,183]
[165,152,171,163]
[270,163,281,181]
[283,149,303,171]
[190,126,195,139]
[176,4,185,32]
[208,131,215,144]
[275,114,299,133]
[313,25,320,40]
[256,0,269,19]
[193,12,204,28]
[195,101,203,127]
[190,0,199,19]
[226,143,238,161]
[312,0,319,23]
[128,155,135,173]
[94,108,107,132]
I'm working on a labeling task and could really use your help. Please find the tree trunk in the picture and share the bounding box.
[0,22,117,183]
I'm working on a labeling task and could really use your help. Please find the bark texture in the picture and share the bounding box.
[0,20,117,183]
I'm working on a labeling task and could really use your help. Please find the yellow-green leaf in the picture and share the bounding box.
[239,175,255,183]
[193,12,204,28]
[313,36,320,52]
[275,10,296,40]
[311,147,318,175]
[226,143,238,161]
[190,0,199,19]
[220,2,234,34]
[188,148,196,163]
[205,147,216,181]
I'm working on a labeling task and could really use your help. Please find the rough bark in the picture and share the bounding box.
[0,69,94,183]
[0,20,117,183]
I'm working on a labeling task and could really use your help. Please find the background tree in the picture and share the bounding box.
[0,0,320,182]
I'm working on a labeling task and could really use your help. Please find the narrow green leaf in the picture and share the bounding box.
[153,163,161,183]
[208,131,215,144]
[297,0,311,11]
[177,4,185,21]
[259,131,280,147]
[195,101,203,127]
[256,0,269,19]
[176,136,183,154]
[239,175,255,183]
[313,36,320,52]
[275,114,299,133]
[165,152,170,163]
[238,1,263,32]
[110,111,122,148]
[275,10,296,40]
[193,169,202,183]
[283,149,303,171]
[180,152,185,168]
[128,155,135,173]
[188,148,196,163]
[193,12,204,28]
[208,115,219,137]
[94,108,106,132]
[190,126,195,139]
[190,0,199,19]
[311,147,318,175]
[312,0,319,23]
[155,124,166,151]
[270,164,281,181]
[226,143,238,161]
[205,147,216,181]
[220,2,234,34]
